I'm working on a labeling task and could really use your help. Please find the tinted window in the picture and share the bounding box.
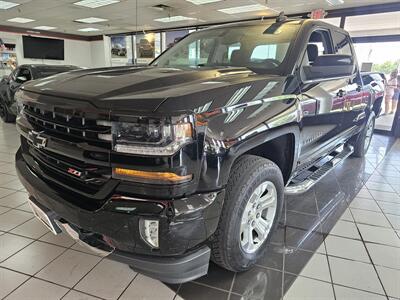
[303,29,334,67]
[332,31,352,56]
[17,68,32,81]
[153,23,300,72]
[362,75,373,85]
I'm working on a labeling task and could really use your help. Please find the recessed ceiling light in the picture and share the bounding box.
[0,0,19,9]
[7,17,35,23]
[185,0,222,4]
[154,16,196,23]
[218,4,269,14]
[73,0,120,8]
[34,26,57,30]
[75,17,108,23]
[78,27,100,32]
[325,0,344,5]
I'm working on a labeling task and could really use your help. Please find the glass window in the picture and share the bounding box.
[250,44,278,61]
[166,38,215,67]
[332,31,352,56]
[153,22,300,73]
[302,29,334,67]
[17,68,32,81]
[227,42,241,60]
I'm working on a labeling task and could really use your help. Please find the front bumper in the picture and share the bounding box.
[16,148,224,283]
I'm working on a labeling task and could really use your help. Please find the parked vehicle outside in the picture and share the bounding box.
[15,18,378,283]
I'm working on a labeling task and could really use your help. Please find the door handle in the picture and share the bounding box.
[337,89,345,97]
[356,85,362,92]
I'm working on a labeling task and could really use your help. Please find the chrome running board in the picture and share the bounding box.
[285,144,354,195]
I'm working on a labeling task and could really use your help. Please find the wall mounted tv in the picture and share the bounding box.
[22,36,64,60]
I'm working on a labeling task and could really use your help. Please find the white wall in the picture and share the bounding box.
[0,31,107,68]
[90,39,109,68]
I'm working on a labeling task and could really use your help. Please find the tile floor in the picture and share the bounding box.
[0,120,399,300]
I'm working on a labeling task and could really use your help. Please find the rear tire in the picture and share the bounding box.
[210,155,284,272]
[351,113,375,158]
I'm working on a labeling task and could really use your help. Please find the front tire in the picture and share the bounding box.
[210,155,284,272]
[351,113,375,158]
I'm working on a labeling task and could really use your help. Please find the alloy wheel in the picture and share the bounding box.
[240,181,277,254]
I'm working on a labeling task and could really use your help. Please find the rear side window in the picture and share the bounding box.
[371,73,384,82]
[332,31,352,56]
[362,75,373,85]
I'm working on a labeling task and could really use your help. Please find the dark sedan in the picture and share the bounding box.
[0,64,79,122]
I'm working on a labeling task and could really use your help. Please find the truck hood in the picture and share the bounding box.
[20,66,286,114]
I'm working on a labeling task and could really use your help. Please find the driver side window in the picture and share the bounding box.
[300,29,334,80]
[303,29,334,67]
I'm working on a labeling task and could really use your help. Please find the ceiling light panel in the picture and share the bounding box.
[7,17,35,23]
[34,26,57,30]
[218,4,269,14]
[78,27,100,32]
[73,0,120,8]
[0,0,19,9]
[325,0,344,5]
[185,0,222,4]
[154,16,196,23]
[75,17,108,23]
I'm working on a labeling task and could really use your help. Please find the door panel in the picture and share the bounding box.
[298,78,347,166]
[343,75,369,135]
[296,28,346,167]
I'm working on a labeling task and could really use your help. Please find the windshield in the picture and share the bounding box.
[152,22,300,73]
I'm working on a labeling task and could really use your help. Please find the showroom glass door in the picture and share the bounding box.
[354,41,400,134]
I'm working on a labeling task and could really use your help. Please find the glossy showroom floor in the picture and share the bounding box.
[0,121,399,300]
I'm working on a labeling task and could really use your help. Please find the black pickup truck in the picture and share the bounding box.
[15,18,380,283]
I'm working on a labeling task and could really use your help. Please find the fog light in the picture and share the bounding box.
[139,219,159,248]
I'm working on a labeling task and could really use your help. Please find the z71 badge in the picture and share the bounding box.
[67,168,82,178]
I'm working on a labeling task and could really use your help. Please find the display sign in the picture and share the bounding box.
[111,35,128,58]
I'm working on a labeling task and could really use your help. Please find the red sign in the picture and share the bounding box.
[310,9,326,19]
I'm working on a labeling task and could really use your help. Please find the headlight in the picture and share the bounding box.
[111,116,193,156]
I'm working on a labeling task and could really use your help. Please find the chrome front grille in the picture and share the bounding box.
[23,104,111,145]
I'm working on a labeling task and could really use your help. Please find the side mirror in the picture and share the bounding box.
[16,76,28,83]
[303,54,355,81]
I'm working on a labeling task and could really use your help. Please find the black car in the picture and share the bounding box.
[15,18,378,284]
[0,64,79,122]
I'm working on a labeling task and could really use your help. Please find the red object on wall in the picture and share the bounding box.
[310,9,327,19]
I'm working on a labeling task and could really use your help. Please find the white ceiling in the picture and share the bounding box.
[0,0,397,36]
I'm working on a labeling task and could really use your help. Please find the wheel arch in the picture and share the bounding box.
[224,125,300,186]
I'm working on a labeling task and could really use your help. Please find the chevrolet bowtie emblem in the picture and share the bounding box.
[28,130,48,149]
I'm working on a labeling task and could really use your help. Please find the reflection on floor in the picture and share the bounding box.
[0,120,399,300]
[169,135,400,300]
[376,113,396,131]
